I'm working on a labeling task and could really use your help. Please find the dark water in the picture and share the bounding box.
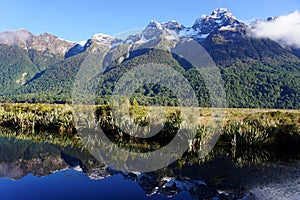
[0,136,299,200]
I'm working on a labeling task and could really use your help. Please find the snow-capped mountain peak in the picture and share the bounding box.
[147,20,163,30]
[81,33,123,53]
[193,8,238,31]
[147,20,184,32]
[92,33,115,44]
[186,7,248,41]
[162,20,185,33]
[88,33,117,48]
[2,8,240,53]
[118,8,245,46]
[210,8,236,20]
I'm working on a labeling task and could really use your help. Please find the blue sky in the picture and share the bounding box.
[0,0,299,42]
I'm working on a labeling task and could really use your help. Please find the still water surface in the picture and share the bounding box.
[0,136,299,200]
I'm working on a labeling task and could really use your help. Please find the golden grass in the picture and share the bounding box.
[0,103,299,148]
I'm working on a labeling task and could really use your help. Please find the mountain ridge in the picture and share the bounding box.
[0,8,299,108]
[0,8,298,59]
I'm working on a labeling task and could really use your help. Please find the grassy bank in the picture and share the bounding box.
[0,103,299,149]
[220,111,300,147]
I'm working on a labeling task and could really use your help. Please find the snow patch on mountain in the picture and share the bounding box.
[77,40,86,46]
[135,35,152,44]
[147,20,163,30]
[210,8,237,20]
[138,8,243,42]
[92,33,116,46]
[69,8,249,56]
[103,8,245,48]
[191,7,241,38]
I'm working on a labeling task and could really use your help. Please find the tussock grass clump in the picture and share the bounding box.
[0,103,299,149]
[0,103,76,135]
[0,103,82,148]
[220,111,300,147]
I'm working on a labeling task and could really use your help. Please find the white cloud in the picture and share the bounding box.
[251,11,300,48]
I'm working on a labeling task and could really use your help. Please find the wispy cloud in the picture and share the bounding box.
[251,11,300,48]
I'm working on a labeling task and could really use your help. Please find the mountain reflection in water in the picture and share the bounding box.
[0,136,299,200]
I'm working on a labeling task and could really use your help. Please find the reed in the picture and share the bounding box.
[219,111,300,147]
[0,103,299,150]
[0,103,76,134]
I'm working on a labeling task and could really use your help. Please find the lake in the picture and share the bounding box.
[0,136,299,200]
